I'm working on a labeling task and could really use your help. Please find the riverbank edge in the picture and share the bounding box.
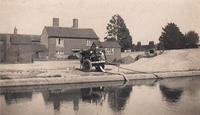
[0,70,200,87]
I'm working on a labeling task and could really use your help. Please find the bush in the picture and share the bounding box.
[184,31,199,48]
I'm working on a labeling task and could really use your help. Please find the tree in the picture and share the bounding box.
[159,23,185,49]
[105,14,132,51]
[184,31,199,48]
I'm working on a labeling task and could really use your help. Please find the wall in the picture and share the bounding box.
[33,51,47,60]
[0,41,5,62]
[38,51,48,60]
[64,38,97,55]
[47,37,98,59]
[40,28,49,48]
[6,44,32,63]
[32,42,48,60]
[6,45,18,63]
[18,44,33,63]
[105,48,121,62]
[48,38,56,59]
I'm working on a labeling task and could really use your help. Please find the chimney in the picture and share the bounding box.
[14,27,17,34]
[73,19,78,28]
[53,18,59,27]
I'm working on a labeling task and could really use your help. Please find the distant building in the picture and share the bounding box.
[0,28,44,63]
[134,41,155,52]
[135,41,144,51]
[40,18,99,59]
[92,41,121,62]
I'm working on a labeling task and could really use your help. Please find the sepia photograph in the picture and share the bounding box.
[0,0,200,115]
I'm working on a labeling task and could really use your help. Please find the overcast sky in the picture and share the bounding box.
[0,0,199,44]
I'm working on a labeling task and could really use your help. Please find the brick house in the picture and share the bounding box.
[40,18,99,59]
[92,41,121,62]
[0,28,43,63]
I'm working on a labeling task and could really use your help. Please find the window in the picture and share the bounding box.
[105,48,114,55]
[56,38,64,47]
[58,39,61,44]
[56,51,64,55]
[86,40,92,46]
[36,52,39,58]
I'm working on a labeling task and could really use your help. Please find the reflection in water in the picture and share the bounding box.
[41,86,132,113]
[42,89,81,112]
[81,87,106,105]
[42,87,107,112]
[1,77,200,115]
[159,85,183,103]
[107,85,133,112]
[3,92,32,105]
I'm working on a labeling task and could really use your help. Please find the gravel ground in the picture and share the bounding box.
[0,60,110,79]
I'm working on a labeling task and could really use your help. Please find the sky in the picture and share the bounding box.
[0,0,199,44]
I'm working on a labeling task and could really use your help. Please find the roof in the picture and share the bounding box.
[11,34,33,44]
[92,41,121,48]
[11,34,40,42]
[45,26,99,39]
[32,43,47,52]
[0,34,40,44]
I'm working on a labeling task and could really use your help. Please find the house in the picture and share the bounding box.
[40,18,99,59]
[0,28,42,63]
[92,41,121,62]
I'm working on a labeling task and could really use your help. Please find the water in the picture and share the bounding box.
[1,76,200,115]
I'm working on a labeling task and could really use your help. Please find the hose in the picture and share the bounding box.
[106,61,161,79]
[118,66,160,79]
[99,66,129,82]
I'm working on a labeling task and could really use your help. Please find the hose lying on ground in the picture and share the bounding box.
[118,66,160,79]
[99,66,129,82]
[106,61,161,79]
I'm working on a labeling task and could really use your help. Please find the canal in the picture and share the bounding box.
[1,76,200,115]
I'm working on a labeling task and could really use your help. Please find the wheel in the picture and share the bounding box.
[95,64,105,72]
[82,59,92,72]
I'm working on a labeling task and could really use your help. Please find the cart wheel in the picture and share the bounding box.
[95,64,105,72]
[83,59,92,72]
